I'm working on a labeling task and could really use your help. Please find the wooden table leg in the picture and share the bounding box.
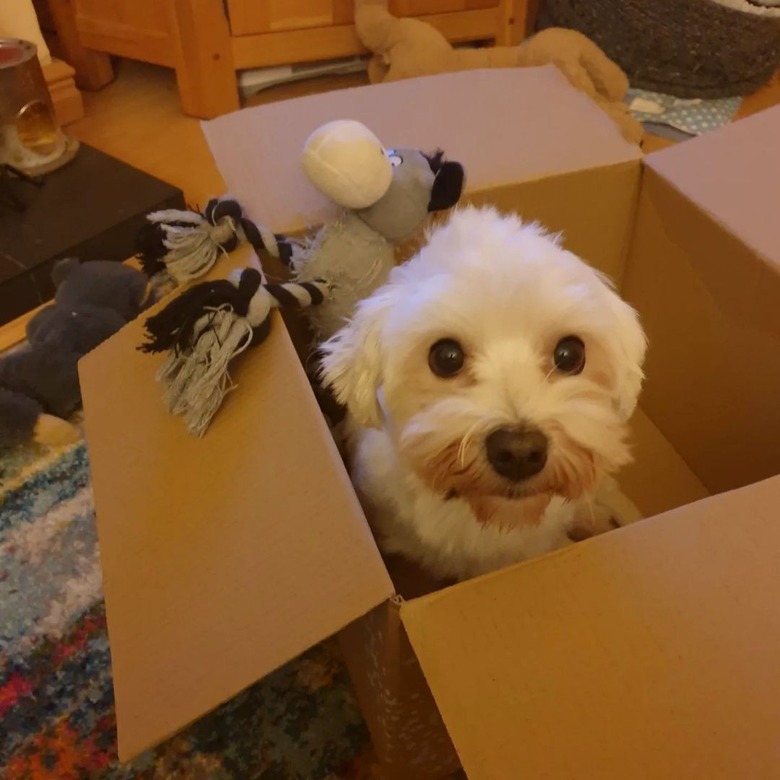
[44,0,114,90]
[167,0,240,120]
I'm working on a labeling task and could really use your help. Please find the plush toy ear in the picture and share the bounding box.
[428,162,465,212]
[586,266,647,421]
[318,286,398,428]
[51,257,80,288]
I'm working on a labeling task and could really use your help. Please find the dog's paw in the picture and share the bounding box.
[595,476,643,528]
[568,479,644,542]
[567,505,619,542]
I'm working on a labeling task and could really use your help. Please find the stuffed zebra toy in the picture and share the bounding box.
[136,119,464,436]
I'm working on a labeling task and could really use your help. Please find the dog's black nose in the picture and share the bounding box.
[485,427,548,481]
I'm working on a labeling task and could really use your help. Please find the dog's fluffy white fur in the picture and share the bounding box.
[320,206,647,582]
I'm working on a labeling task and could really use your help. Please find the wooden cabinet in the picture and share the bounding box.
[65,0,531,119]
[228,0,526,70]
[227,0,353,36]
[227,0,505,37]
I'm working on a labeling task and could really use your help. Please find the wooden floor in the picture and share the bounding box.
[1,60,778,352]
[68,60,370,205]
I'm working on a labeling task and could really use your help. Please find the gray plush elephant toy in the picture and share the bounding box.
[0,258,150,449]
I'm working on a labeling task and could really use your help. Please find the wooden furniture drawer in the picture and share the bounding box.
[227,0,500,37]
[392,0,499,14]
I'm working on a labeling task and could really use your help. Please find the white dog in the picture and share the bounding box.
[320,206,647,582]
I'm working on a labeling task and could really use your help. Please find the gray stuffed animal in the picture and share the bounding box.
[0,258,150,449]
[137,120,464,342]
[137,120,464,437]
[290,144,463,340]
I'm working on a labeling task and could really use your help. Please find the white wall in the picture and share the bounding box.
[0,0,52,65]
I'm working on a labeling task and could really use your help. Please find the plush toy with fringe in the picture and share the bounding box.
[136,197,292,288]
[137,119,464,437]
[136,120,464,342]
[139,267,330,437]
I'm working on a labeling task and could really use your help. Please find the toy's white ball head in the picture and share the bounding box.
[300,120,392,209]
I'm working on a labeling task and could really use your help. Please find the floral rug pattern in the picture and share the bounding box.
[0,433,378,779]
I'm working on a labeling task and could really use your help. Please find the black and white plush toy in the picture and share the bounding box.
[137,120,464,342]
[137,119,465,437]
[136,197,292,285]
[140,267,331,437]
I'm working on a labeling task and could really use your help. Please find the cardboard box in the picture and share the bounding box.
[79,68,780,779]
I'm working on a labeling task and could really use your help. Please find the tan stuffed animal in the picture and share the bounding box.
[355,0,643,145]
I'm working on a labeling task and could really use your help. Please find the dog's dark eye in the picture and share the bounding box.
[429,339,465,378]
[553,336,585,375]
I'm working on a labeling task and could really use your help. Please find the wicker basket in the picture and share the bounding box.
[537,0,780,98]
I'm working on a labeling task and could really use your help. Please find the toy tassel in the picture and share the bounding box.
[140,268,329,436]
[239,216,294,267]
[157,305,255,437]
[136,198,294,283]
[136,200,242,283]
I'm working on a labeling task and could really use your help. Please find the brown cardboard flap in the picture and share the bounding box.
[338,599,460,779]
[202,66,640,234]
[624,168,780,493]
[645,106,780,273]
[635,166,780,340]
[620,408,709,519]
[642,107,780,341]
[79,250,394,760]
[401,477,780,780]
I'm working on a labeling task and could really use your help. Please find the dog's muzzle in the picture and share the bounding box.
[485,427,548,481]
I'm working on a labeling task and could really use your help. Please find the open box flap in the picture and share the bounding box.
[401,477,780,779]
[644,105,779,268]
[627,108,780,493]
[79,249,394,761]
[642,106,780,337]
[201,65,641,234]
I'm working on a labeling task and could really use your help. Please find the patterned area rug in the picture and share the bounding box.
[0,425,379,779]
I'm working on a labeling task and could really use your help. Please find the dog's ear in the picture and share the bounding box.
[319,286,397,428]
[610,298,647,421]
[592,269,647,421]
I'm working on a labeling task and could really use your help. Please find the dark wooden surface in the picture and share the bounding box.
[0,144,183,325]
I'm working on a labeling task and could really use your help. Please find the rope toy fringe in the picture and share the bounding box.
[139,268,330,437]
[135,198,294,283]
